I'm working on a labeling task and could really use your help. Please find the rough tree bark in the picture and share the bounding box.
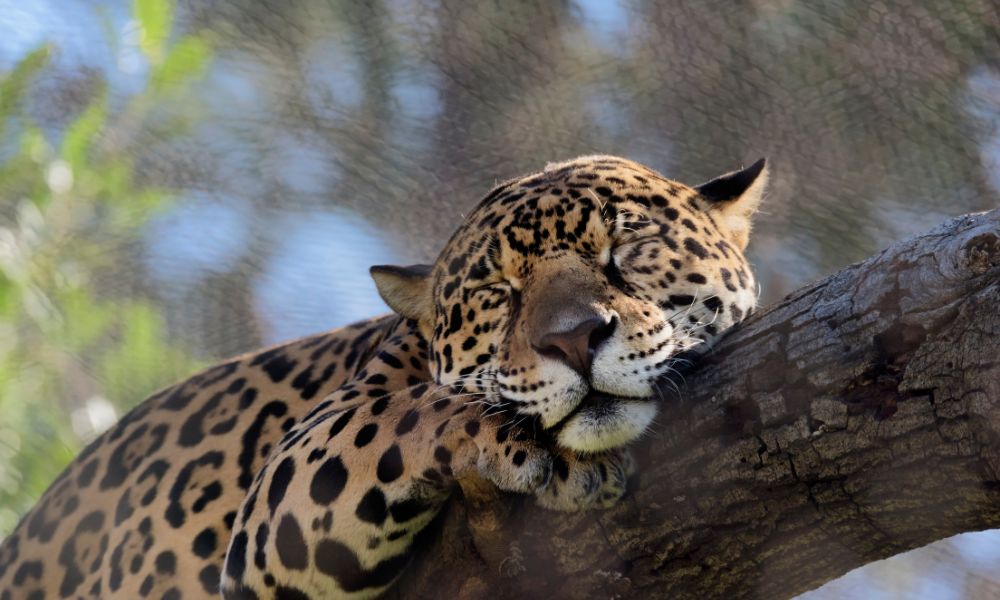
[389,208,1000,600]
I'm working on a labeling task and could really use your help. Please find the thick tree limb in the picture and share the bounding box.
[392,208,1000,600]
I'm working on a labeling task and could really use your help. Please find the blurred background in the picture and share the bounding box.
[0,0,998,596]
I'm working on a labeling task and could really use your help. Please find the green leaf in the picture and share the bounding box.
[56,288,114,350]
[60,86,108,172]
[100,158,134,201]
[0,275,16,320]
[106,187,166,229]
[19,125,49,163]
[133,0,174,64]
[151,34,213,93]
[0,45,51,140]
[97,302,199,405]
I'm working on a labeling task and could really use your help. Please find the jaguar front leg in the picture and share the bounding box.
[534,446,635,512]
[220,383,552,600]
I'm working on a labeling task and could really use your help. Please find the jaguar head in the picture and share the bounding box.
[372,155,766,452]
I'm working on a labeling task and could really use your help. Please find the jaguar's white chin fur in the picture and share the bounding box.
[555,398,657,453]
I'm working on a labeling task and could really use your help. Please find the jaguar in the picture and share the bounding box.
[0,154,767,599]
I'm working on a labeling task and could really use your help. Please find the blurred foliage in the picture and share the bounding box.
[0,0,213,536]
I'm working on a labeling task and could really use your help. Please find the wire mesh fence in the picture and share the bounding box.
[1,0,999,596]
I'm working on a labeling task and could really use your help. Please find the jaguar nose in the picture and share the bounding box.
[533,316,616,377]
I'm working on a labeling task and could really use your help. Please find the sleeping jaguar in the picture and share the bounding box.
[0,154,767,600]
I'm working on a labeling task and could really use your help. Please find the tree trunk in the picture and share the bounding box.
[390,208,1000,600]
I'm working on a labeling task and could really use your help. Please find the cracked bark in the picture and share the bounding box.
[391,209,1000,600]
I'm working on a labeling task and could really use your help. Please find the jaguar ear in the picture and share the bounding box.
[370,264,434,322]
[695,158,768,250]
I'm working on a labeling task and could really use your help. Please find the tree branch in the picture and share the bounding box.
[393,208,1000,600]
